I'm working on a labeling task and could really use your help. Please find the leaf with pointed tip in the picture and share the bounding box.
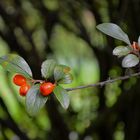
[26,85,48,116]
[113,46,131,56]
[54,85,70,109]
[41,59,57,79]
[0,54,32,78]
[54,65,71,82]
[122,54,139,68]
[96,23,131,45]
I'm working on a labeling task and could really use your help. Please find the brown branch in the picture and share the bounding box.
[66,72,140,91]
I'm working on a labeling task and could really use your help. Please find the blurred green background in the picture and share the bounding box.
[0,0,140,140]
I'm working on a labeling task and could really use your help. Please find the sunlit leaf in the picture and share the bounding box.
[54,85,70,109]
[0,54,32,78]
[113,46,130,56]
[54,65,71,82]
[41,59,56,79]
[26,85,48,116]
[96,23,131,45]
[122,54,139,68]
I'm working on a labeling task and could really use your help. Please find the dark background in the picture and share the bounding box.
[0,0,140,140]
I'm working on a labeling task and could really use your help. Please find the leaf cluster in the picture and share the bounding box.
[0,54,73,116]
[97,23,140,68]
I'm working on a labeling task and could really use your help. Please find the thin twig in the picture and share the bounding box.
[30,79,44,84]
[66,72,140,91]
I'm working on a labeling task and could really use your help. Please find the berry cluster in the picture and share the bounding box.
[13,74,30,96]
[13,74,55,96]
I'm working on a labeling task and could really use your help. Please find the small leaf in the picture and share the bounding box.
[26,85,48,116]
[122,54,139,68]
[113,46,130,56]
[58,73,73,84]
[138,36,140,47]
[96,23,131,45]
[54,85,70,109]
[0,54,32,78]
[54,65,71,82]
[41,59,56,79]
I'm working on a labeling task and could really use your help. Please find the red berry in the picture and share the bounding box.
[19,84,30,96]
[40,82,55,96]
[13,74,26,86]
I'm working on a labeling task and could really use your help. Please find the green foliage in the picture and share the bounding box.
[41,59,57,79]
[96,23,131,45]
[26,85,48,116]
[54,65,72,84]
[58,73,73,84]
[97,23,140,68]
[113,46,130,57]
[0,54,32,78]
[122,54,139,68]
[0,54,73,116]
[54,85,70,109]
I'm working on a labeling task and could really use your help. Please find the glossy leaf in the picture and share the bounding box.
[96,23,131,45]
[54,65,71,82]
[26,85,48,116]
[54,85,70,109]
[0,54,32,78]
[122,54,139,68]
[41,59,56,79]
[113,46,130,56]
[58,73,73,84]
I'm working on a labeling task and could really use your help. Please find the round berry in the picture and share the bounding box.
[19,84,30,96]
[40,82,55,96]
[13,74,26,86]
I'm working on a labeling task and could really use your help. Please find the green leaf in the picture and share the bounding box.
[41,59,57,79]
[122,54,139,68]
[58,73,73,84]
[0,54,32,78]
[113,46,131,56]
[54,85,70,109]
[54,65,71,82]
[96,23,131,45]
[26,85,48,116]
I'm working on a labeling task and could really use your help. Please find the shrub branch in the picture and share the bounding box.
[66,72,140,91]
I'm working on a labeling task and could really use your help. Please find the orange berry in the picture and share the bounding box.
[40,82,55,96]
[13,74,26,86]
[19,84,30,96]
